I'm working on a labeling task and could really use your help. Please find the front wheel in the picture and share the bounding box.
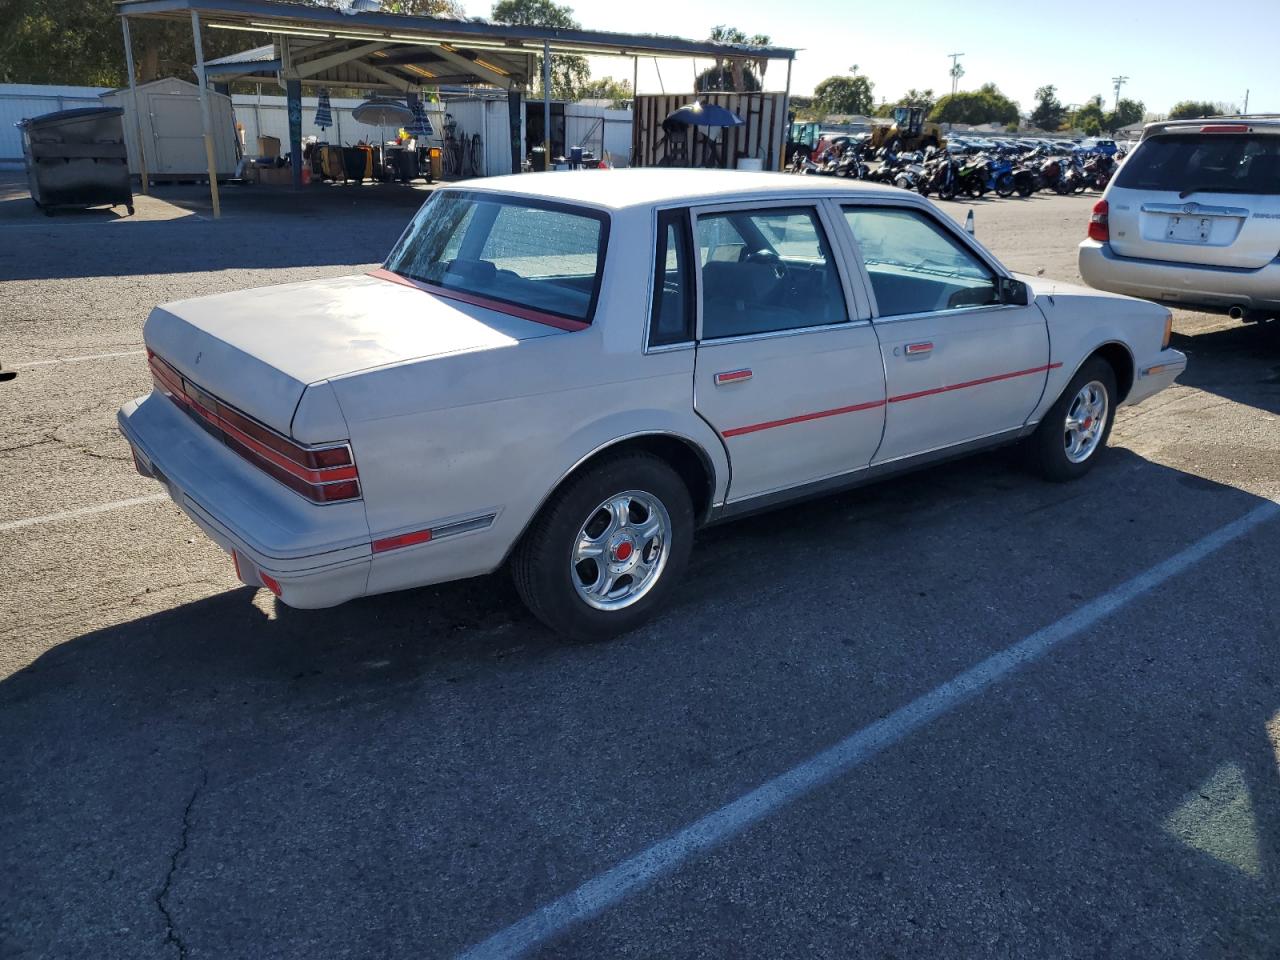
[511,453,694,641]
[1027,357,1117,482]
[995,173,1015,197]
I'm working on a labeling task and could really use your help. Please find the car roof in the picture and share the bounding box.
[1142,116,1280,139]
[454,168,908,211]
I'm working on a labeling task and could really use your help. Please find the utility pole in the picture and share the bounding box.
[948,53,964,97]
[1111,75,1129,110]
[1242,89,1249,114]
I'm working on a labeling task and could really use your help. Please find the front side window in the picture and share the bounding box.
[843,206,998,317]
[385,190,609,322]
[696,207,848,339]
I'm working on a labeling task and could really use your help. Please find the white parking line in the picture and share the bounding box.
[12,349,146,370]
[458,498,1280,960]
[0,494,169,533]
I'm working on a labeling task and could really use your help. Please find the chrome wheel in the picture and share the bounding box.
[1064,380,1108,463]
[570,490,672,611]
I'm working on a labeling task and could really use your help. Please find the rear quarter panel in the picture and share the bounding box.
[329,204,728,592]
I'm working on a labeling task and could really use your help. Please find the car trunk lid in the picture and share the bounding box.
[144,272,562,435]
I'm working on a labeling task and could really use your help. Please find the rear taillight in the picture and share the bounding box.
[1199,124,1249,134]
[1087,199,1109,242]
[147,349,360,505]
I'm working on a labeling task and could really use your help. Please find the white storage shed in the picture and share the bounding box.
[101,77,238,179]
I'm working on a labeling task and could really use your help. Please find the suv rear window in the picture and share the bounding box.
[385,190,609,322]
[1115,133,1280,196]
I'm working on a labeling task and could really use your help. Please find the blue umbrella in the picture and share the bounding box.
[314,88,333,130]
[407,97,434,138]
[664,101,744,128]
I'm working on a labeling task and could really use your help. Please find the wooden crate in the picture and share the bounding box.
[631,92,787,171]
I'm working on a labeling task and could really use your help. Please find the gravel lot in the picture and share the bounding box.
[1,174,1278,959]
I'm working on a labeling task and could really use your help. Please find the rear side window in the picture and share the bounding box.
[385,190,609,322]
[649,210,694,347]
[696,207,848,339]
[1115,133,1280,196]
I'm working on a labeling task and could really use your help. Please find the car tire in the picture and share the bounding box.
[511,452,694,641]
[1028,357,1118,482]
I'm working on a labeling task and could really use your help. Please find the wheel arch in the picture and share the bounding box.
[508,431,720,559]
[1082,340,1135,403]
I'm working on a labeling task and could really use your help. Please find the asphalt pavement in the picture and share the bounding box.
[1,175,1278,959]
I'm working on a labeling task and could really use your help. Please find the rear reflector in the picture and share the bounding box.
[1087,199,1110,242]
[260,572,282,597]
[372,528,433,553]
[148,349,360,505]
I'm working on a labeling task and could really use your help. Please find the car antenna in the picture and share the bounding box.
[965,209,975,236]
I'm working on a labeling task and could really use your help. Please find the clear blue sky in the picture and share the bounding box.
[460,0,1278,115]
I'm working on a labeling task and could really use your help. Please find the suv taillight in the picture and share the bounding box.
[1087,199,1109,242]
[147,350,360,504]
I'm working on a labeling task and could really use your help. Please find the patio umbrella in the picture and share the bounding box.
[406,97,434,139]
[351,97,414,127]
[664,102,745,128]
[314,88,333,131]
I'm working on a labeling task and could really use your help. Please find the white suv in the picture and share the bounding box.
[1078,117,1280,321]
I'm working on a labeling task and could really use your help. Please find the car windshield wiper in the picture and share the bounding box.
[1177,184,1227,199]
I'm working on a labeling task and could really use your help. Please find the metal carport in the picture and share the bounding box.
[115,0,796,218]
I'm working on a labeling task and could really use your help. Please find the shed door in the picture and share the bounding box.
[149,94,205,175]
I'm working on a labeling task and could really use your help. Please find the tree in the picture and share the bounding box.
[1103,97,1144,132]
[1029,85,1068,131]
[929,83,1018,126]
[492,0,588,100]
[874,88,936,118]
[1071,95,1106,135]
[575,76,632,107]
[1168,100,1229,120]
[382,0,465,15]
[812,67,875,116]
[695,25,771,93]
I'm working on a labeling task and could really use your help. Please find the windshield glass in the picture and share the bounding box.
[385,191,609,323]
[1116,133,1280,196]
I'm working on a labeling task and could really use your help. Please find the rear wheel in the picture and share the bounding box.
[1028,357,1117,482]
[511,453,694,641]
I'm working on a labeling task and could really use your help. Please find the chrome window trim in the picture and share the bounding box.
[698,317,872,348]
[869,302,1025,326]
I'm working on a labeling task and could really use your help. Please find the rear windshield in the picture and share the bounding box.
[1116,133,1280,196]
[385,190,609,322]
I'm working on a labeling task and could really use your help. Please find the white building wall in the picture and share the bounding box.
[0,84,110,166]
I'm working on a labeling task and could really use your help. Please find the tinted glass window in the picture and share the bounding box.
[649,211,694,347]
[843,207,998,317]
[1115,133,1280,196]
[385,191,608,322]
[696,208,848,339]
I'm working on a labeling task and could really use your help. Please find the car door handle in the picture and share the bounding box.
[715,369,753,385]
[905,341,933,356]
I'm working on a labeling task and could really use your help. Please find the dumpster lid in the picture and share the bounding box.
[16,106,124,129]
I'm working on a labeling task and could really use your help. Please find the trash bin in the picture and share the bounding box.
[16,107,133,216]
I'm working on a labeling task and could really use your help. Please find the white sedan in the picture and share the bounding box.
[118,170,1186,639]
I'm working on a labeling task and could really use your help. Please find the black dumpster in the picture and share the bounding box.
[16,107,134,216]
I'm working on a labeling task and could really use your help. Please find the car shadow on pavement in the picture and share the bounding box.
[1,449,1277,958]
[1172,322,1280,416]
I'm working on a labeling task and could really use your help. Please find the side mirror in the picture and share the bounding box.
[1000,277,1032,306]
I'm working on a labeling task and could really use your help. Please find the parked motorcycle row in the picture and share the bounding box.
[791,140,1120,200]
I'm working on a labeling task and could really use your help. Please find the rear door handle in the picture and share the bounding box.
[905,341,933,356]
[715,369,753,385]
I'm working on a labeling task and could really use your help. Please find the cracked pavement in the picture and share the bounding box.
[1,178,1278,959]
